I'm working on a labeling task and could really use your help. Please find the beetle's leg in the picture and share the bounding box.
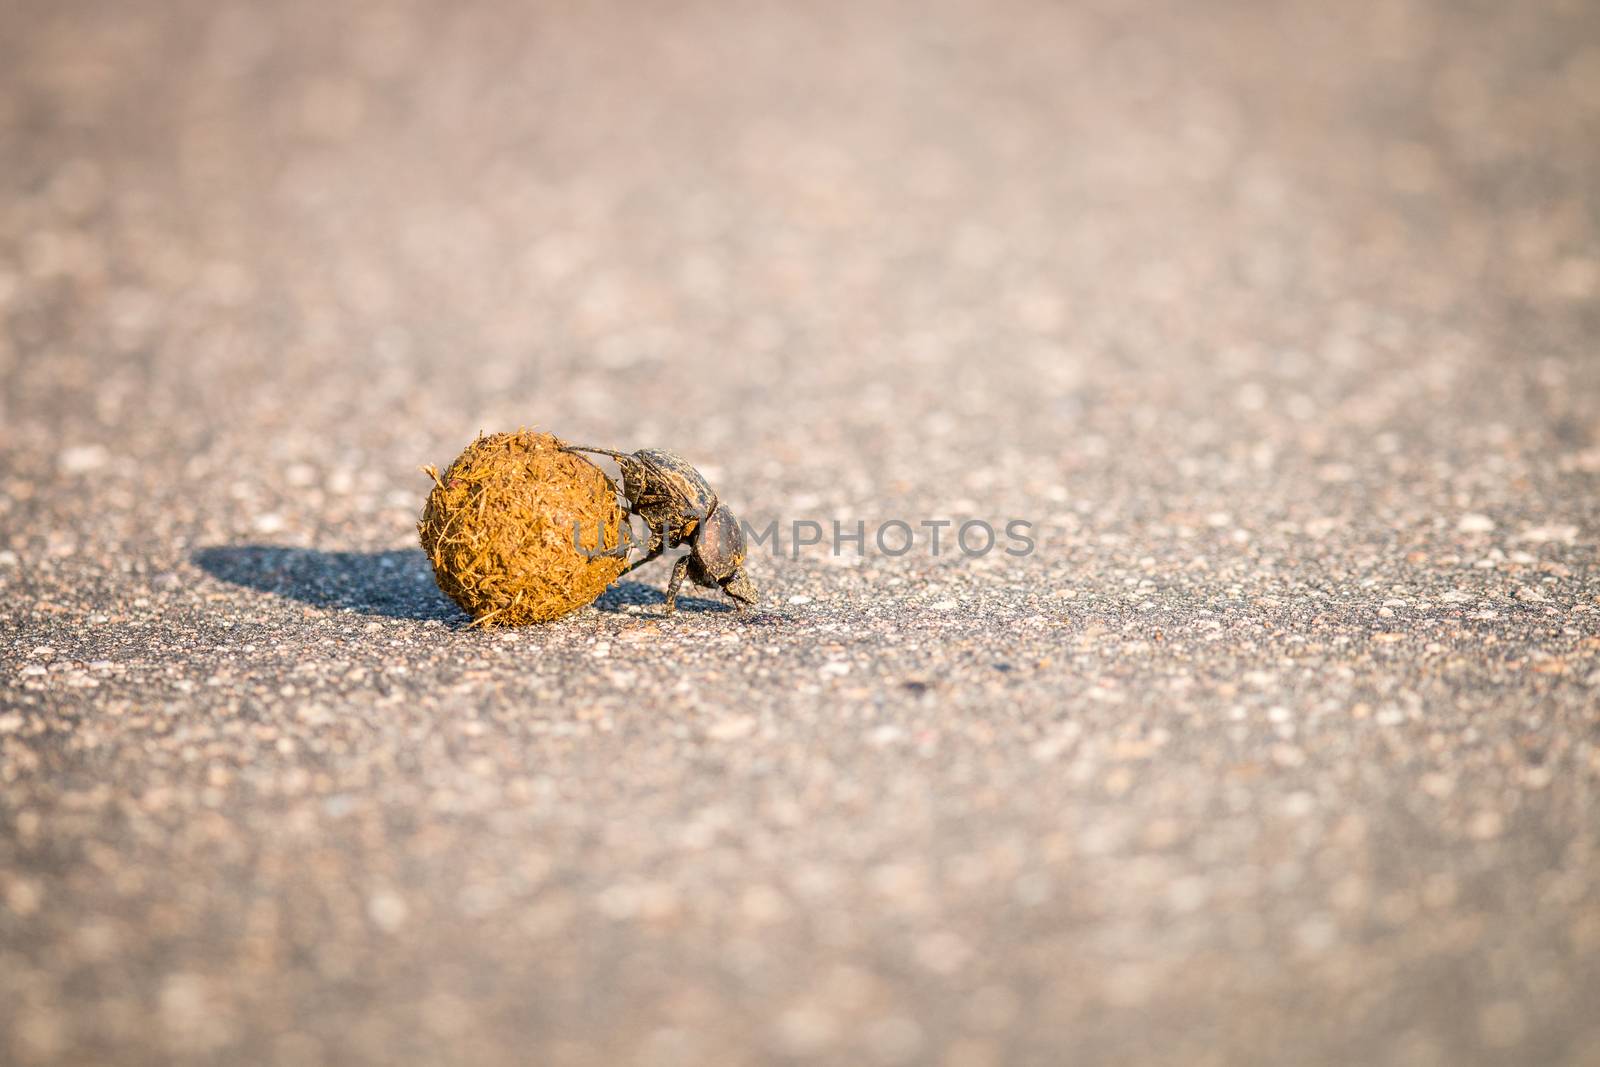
[616,521,668,577]
[617,544,661,577]
[675,506,709,544]
[662,554,691,614]
[668,496,713,544]
[589,513,634,559]
[641,520,668,559]
[561,445,632,462]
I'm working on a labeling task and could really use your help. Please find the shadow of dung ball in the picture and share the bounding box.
[418,430,628,625]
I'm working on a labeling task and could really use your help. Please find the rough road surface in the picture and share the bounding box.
[3,2,1599,1064]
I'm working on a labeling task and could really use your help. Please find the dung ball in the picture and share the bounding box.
[418,430,628,625]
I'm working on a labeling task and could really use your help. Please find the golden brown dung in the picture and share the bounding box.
[418,430,628,625]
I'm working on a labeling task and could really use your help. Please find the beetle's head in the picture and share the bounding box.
[720,568,760,611]
[612,456,652,505]
[697,505,759,611]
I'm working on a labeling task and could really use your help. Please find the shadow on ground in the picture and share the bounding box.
[194,546,748,623]
[594,576,730,615]
[193,545,461,622]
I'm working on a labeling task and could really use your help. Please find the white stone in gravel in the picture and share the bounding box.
[1030,726,1081,762]
[930,600,958,611]
[1457,513,1495,533]
[707,715,756,740]
[1281,791,1316,816]
[1516,523,1578,544]
[1468,810,1504,840]
[1304,517,1339,538]
[0,550,17,567]
[252,512,286,534]
[868,725,905,746]
[787,594,812,605]
[60,444,109,473]
[367,891,408,932]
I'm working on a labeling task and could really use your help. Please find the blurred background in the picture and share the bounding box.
[2,1,1599,1065]
[4,0,1596,537]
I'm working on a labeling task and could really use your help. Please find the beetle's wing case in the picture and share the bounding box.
[695,506,746,581]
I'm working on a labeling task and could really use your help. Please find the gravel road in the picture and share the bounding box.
[3,1,1599,1064]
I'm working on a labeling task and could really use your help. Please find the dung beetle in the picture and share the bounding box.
[563,445,760,614]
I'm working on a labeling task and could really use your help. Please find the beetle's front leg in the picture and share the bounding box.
[617,521,668,577]
[618,548,660,578]
[662,555,691,614]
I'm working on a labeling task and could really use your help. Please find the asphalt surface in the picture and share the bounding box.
[3,1,1600,1064]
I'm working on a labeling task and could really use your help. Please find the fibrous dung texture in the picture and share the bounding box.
[418,430,628,625]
